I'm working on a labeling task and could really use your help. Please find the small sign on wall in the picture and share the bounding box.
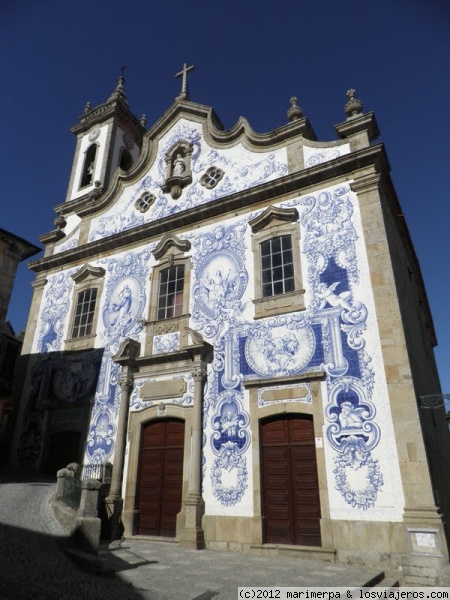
[407,528,444,557]
[315,437,323,448]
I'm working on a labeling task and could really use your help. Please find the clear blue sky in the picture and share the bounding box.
[2,0,449,394]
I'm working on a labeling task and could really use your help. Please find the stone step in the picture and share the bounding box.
[371,576,400,588]
[250,543,337,561]
[64,547,114,578]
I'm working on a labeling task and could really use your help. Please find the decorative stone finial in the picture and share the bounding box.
[140,114,147,127]
[344,89,363,118]
[84,101,91,114]
[108,65,128,105]
[287,97,303,122]
[89,180,103,201]
[54,213,67,230]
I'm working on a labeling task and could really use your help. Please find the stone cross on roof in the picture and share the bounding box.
[175,63,195,101]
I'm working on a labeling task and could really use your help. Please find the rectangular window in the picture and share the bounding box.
[260,235,295,298]
[157,265,185,320]
[71,288,97,338]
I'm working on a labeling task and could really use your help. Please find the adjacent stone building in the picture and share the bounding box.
[11,70,450,579]
[0,229,39,459]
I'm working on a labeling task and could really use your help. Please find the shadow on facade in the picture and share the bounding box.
[8,347,104,475]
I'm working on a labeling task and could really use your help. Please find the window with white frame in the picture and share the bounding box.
[145,234,192,356]
[157,264,185,320]
[66,264,105,350]
[71,288,98,338]
[260,235,295,298]
[249,205,305,318]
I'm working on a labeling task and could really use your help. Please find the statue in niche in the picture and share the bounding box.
[172,153,186,176]
[161,141,193,200]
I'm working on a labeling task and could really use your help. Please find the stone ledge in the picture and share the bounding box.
[250,543,336,562]
[128,535,179,543]
[52,497,77,535]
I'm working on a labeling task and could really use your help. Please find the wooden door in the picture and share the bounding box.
[261,415,321,546]
[136,419,184,537]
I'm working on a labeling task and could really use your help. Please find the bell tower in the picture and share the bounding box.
[65,69,147,203]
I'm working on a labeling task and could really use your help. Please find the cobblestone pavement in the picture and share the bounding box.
[100,537,385,600]
[0,468,384,600]
[0,469,142,600]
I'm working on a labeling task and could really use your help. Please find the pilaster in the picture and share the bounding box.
[106,338,140,540]
[179,366,206,549]
[351,169,447,550]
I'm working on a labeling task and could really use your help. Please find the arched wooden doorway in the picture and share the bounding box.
[260,414,321,546]
[135,419,184,537]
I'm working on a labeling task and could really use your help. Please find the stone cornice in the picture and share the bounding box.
[30,143,389,274]
[31,276,48,290]
[335,111,380,142]
[145,100,316,149]
[134,341,214,369]
[39,229,65,245]
[243,370,325,388]
[71,97,146,138]
[350,172,382,194]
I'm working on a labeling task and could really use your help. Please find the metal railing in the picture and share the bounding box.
[83,462,104,481]
[61,464,83,509]
[86,461,112,482]
[60,462,112,509]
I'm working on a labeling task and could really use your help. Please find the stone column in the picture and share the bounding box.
[179,366,205,549]
[105,376,134,540]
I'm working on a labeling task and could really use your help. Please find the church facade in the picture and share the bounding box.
[12,70,450,576]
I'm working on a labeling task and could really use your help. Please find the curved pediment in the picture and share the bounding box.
[52,97,357,252]
[71,263,105,284]
[249,205,299,233]
[152,233,191,261]
[58,100,306,220]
